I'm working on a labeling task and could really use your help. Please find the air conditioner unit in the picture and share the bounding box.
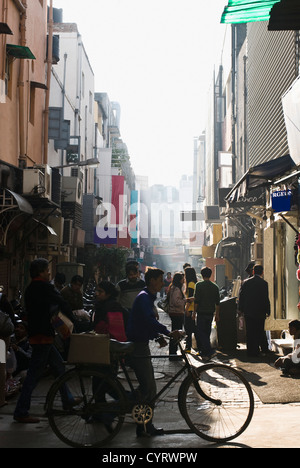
[48,216,64,244]
[63,219,73,245]
[36,216,64,246]
[23,165,52,199]
[61,176,83,204]
[204,205,220,223]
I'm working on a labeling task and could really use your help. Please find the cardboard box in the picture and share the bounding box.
[67,333,110,365]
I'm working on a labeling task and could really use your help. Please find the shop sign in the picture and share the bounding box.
[271,190,292,212]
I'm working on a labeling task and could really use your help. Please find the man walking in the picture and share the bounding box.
[116,261,146,313]
[126,267,182,437]
[238,264,270,357]
[13,258,77,423]
[194,267,220,361]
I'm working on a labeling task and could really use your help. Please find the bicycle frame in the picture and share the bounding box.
[118,338,221,409]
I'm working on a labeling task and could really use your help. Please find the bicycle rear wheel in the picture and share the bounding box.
[46,367,126,448]
[178,363,254,443]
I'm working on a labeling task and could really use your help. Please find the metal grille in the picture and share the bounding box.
[247,22,296,167]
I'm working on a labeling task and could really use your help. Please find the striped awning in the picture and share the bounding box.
[220,0,281,24]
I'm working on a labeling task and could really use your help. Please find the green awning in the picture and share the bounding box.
[6,44,35,59]
[220,0,281,24]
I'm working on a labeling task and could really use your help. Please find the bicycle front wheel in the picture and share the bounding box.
[178,363,254,443]
[47,367,126,448]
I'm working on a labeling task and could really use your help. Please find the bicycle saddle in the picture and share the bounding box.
[110,339,134,355]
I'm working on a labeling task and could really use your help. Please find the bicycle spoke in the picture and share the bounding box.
[179,364,254,442]
[47,368,125,448]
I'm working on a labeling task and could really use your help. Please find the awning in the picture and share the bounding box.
[268,0,300,30]
[32,218,57,236]
[6,44,35,59]
[225,154,296,203]
[0,22,13,35]
[215,237,240,258]
[221,0,281,24]
[30,81,48,90]
[5,189,33,215]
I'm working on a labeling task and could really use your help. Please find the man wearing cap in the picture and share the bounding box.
[244,262,255,279]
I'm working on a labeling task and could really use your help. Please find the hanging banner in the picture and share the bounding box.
[111,175,125,225]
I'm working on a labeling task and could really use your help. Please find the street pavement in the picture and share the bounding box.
[1,306,300,451]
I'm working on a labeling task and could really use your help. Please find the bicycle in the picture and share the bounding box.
[45,336,255,448]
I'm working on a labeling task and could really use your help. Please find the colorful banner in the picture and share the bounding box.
[111,175,124,225]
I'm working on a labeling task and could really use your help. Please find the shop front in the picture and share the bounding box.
[225,154,300,332]
[264,168,300,331]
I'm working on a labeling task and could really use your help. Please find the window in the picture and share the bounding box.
[81,72,85,97]
[89,91,93,113]
[29,86,35,124]
[4,57,12,99]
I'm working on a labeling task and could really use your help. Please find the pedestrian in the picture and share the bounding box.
[52,272,66,292]
[0,304,14,408]
[60,275,91,331]
[163,272,172,296]
[13,258,80,423]
[126,267,182,437]
[275,320,300,376]
[167,272,186,360]
[244,261,255,279]
[116,261,145,313]
[183,267,197,352]
[93,280,128,342]
[194,267,220,361]
[60,274,84,312]
[238,264,270,357]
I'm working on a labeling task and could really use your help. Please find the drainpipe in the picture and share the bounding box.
[17,0,27,169]
[1,0,8,81]
[44,0,53,165]
[12,0,25,13]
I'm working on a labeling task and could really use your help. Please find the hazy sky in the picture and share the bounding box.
[53,0,228,187]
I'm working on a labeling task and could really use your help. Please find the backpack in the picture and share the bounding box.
[106,311,127,342]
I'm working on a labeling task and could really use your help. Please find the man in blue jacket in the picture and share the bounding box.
[127,267,182,437]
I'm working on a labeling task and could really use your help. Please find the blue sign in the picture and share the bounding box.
[271,190,292,212]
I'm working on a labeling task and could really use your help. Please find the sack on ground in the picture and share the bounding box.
[0,311,14,337]
[210,320,218,348]
[67,332,110,365]
[51,311,74,340]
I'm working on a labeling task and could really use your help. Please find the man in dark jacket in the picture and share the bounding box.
[13,258,77,423]
[238,264,271,357]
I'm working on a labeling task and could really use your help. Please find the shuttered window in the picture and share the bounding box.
[247,22,296,166]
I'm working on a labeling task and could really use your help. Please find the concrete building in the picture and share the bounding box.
[0,0,49,295]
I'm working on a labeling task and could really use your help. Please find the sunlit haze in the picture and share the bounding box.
[53,0,228,188]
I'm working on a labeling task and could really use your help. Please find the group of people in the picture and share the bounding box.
[0,258,179,437]
[2,255,300,438]
[163,264,220,362]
